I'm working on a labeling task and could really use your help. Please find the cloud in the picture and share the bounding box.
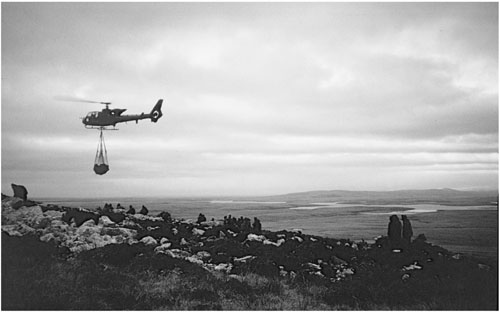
[2,3,497,196]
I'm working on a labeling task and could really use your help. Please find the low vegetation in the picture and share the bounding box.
[2,228,497,310]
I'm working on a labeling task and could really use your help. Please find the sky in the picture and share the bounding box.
[1,2,498,198]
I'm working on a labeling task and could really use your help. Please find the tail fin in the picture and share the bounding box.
[150,99,163,122]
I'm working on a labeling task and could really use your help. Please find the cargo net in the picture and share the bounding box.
[94,129,109,175]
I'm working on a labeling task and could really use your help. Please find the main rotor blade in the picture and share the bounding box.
[54,95,109,104]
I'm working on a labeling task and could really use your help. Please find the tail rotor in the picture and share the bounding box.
[150,99,163,122]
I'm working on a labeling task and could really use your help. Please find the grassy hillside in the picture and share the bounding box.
[2,196,497,310]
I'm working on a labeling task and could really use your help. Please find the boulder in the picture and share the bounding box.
[263,238,285,247]
[40,233,57,243]
[162,248,191,259]
[98,215,115,226]
[102,211,126,224]
[2,197,25,210]
[2,205,45,228]
[192,228,205,236]
[11,184,28,200]
[80,219,97,227]
[76,223,102,237]
[2,225,25,236]
[213,263,233,273]
[402,262,423,271]
[62,209,100,227]
[247,233,266,242]
[101,227,136,238]
[195,251,212,261]
[154,243,172,254]
[140,236,158,246]
[186,256,204,265]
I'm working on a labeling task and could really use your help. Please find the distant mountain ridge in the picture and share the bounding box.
[255,188,498,206]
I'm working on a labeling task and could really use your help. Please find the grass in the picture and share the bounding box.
[2,229,498,310]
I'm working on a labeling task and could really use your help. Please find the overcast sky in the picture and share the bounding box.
[2,2,498,198]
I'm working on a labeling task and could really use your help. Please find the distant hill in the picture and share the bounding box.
[253,188,498,206]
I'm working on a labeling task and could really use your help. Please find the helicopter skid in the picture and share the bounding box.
[85,125,119,131]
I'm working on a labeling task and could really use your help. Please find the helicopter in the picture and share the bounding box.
[82,99,163,129]
[55,96,164,175]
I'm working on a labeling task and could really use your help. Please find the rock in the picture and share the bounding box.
[40,233,56,243]
[195,251,211,261]
[101,227,137,239]
[180,238,189,246]
[402,262,423,271]
[2,224,24,236]
[70,243,95,253]
[43,210,64,220]
[337,268,355,278]
[401,273,411,282]
[154,243,172,254]
[160,237,170,244]
[234,255,256,263]
[263,238,285,247]
[162,249,191,259]
[292,236,304,243]
[76,224,102,237]
[307,262,322,271]
[247,233,266,242]
[192,228,205,236]
[102,212,126,224]
[80,219,96,227]
[98,215,115,226]
[3,197,25,210]
[478,263,491,271]
[140,236,158,246]
[62,209,100,227]
[133,214,162,221]
[214,263,233,273]
[451,253,462,260]
[11,184,28,200]
[186,256,204,265]
[2,205,46,229]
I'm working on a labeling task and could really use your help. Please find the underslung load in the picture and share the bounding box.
[57,97,164,175]
[94,130,109,175]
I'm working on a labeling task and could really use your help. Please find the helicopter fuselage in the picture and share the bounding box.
[82,99,163,129]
